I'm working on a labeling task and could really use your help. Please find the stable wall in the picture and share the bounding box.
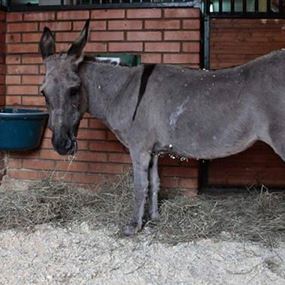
[3,8,201,194]
[209,18,285,187]
[0,10,6,181]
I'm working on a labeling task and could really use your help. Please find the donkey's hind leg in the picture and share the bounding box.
[123,150,151,236]
[148,154,160,220]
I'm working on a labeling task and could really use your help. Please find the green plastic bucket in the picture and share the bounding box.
[0,108,49,151]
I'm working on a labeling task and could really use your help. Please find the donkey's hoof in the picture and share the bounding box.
[122,223,141,236]
[150,212,160,222]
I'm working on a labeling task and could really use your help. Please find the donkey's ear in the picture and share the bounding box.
[67,20,90,58]
[39,27,55,59]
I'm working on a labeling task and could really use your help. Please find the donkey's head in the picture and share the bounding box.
[39,20,89,155]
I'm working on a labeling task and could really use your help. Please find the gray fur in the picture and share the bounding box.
[40,22,285,235]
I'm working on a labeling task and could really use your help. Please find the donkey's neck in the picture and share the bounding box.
[79,62,142,126]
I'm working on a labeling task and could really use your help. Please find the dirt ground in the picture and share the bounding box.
[0,223,284,285]
[0,179,284,285]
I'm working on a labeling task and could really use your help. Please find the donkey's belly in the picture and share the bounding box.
[167,130,257,160]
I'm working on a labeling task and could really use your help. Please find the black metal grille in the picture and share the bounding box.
[4,0,198,11]
[204,0,285,17]
[3,0,285,17]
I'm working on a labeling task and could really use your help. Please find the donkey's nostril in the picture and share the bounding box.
[65,139,73,150]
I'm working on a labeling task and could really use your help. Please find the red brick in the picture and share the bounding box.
[8,169,50,180]
[38,149,64,160]
[7,85,38,95]
[127,31,162,41]
[6,75,21,85]
[85,42,107,53]
[88,163,125,174]
[22,33,42,43]
[56,161,90,172]
[141,53,162,64]
[182,42,200,53]
[89,141,125,152]
[0,22,5,33]
[43,129,52,139]
[182,19,201,30]
[22,75,44,85]
[89,119,107,129]
[7,65,38,75]
[90,31,124,42]
[6,55,21,64]
[145,20,180,30]
[22,96,45,106]
[7,44,39,54]
[22,159,55,170]
[0,11,5,21]
[24,12,55,22]
[56,172,106,185]
[77,140,89,151]
[106,131,117,141]
[41,138,53,149]
[164,31,200,41]
[145,42,180,52]
[73,20,106,31]
[108,42,143,52]
[22,55,42,64]
[40,21,72,32]
[163,53,200,64]
[7,22,38,33]
[0,47,4,57]
[56,32,80,42]
[71,151,107,162]
[0,21,4,32]
[8,150,42,160]
[56,43,70,53]
[91,9,125,19]
[57,10,89,20]
[0,86,5,96]
[7,13,23,22]
[7,159,23,169]
[127,9,161,19]
[6,33,21,43]
[108,153,131,164]
[79,118,88,128]
[5,96,21,106]
[164,8,200,18]
[161,166,198,178]
[77,129,106,140]
[0,96,5,106]
[0,75,4,85]
[0,65,5,75]
[108,20,143,30]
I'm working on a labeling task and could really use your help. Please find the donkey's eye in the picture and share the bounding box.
[70,87,79,97]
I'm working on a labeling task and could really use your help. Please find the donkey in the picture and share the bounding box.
[40,20,285,235]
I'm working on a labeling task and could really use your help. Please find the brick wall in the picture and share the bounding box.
[0,10,6,181]
[209,19,285,187]
[4,8,201,194]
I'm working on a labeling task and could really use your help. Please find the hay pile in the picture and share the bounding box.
[0,175,284,246]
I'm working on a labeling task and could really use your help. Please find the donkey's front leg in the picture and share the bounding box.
[123,151,151,236]
[149,154,160,221]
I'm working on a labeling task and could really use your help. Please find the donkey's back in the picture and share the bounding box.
[128,50,285,160]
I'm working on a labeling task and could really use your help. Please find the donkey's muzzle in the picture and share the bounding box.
[52,134,77,155]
